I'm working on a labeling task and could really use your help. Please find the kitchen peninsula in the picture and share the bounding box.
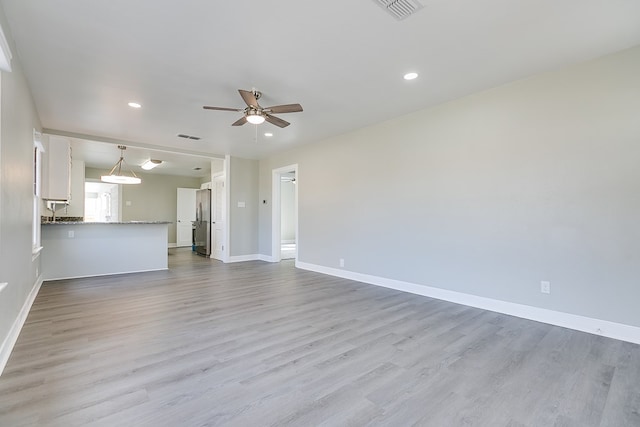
[41,221,171,280]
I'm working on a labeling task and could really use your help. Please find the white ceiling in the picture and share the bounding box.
[71,138,217,179]
[2,0,640,164]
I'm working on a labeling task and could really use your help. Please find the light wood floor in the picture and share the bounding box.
[1,249,639,426]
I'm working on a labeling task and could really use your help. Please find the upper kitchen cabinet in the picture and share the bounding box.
[42,135,72,201]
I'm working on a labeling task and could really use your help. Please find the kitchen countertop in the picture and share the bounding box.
[42,221,172,225]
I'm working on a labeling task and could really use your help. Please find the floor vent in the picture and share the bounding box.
[177,134,201,140]
[374,0,424,21]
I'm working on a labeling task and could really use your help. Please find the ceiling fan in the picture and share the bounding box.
[203,89,303,128]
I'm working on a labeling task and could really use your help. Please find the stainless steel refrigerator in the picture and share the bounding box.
[194,189,211,256]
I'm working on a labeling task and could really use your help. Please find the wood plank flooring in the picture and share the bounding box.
[1,248,639,426]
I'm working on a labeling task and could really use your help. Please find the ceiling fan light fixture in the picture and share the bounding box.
[141,159,162,170]
[101,145,142,185]
[246,111,265,125]
[203,89,302,128]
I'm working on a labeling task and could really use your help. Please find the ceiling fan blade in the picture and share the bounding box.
[264,114,290,128]
[231,116,247,126]
[238,89,259,108]
[264,103,303,114]
[203,106,242,112]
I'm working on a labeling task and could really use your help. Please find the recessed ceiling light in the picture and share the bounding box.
[264,132,273,137]
[128,102,142,108]
[403,72,418,80]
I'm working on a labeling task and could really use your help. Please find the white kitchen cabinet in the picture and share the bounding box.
[61,158,85,218]
[42,135,71,201]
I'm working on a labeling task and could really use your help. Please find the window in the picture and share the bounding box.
[33,130,44,253]
[84,181,119,222]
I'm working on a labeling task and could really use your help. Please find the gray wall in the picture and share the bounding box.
[229,156,258,257]
[259,46,640,328]
[0,7,42,364]
[86,167,201,244]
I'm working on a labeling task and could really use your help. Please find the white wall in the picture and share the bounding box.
[0,6,42,372]
[259,45,640,329]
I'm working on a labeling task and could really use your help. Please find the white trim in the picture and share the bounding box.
[225,254,261,263]
[271,164,298,263]
[281,239,296,244]
[0,277,43,377]
[295,261,640,345]
[222,156,231,263]
[0,22,12,72]
[225,254,276,263]
[211,173,226,262]
[45,268,168,281]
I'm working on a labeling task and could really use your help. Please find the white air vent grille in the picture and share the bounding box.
[374,0,424,21]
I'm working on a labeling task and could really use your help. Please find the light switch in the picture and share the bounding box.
[68,230,75,238]
[126,200,132,206]
[237,201,246,208]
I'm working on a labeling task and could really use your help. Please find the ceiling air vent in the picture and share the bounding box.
[177,134,201,140]
[374,0,423,21]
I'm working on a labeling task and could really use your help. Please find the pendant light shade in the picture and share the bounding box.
[101,145,141,184]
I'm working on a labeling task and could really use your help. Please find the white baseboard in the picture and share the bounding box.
[0,276,44,376]
[225,254,277,263]
[167,243,177,248]
[295,261,640,345]
[45,268,168,281]
[225,254,261,263]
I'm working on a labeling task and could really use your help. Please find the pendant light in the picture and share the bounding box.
[101,145,141,184]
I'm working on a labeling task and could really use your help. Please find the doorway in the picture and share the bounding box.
[272,165,298,262]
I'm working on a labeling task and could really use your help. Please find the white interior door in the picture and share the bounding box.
[176,188,197,247]
[212,178,225,260]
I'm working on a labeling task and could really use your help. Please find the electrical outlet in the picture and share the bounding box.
[68,230,75,238]
[339,258,345,268]
[541,281,550,294]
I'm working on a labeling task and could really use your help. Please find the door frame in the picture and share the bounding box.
[271,164,298,263]
[211,172,225,261]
